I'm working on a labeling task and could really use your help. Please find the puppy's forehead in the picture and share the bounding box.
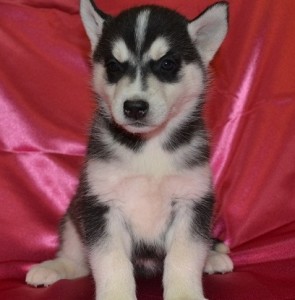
[111,9,151,63]
[109,5,187,54]
[97,6,197,64]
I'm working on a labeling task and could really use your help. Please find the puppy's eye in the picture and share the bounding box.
[160,59,176,71]
[106,60,122,72]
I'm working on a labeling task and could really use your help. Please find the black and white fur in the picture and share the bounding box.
[26,1,233,299]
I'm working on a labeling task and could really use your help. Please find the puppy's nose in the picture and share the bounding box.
[123,100,149,120]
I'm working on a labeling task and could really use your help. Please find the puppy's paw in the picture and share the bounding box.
[26,262,63,287]
[98,294,136,300]
[165,295,207,300]
[164,280,206,300]
[204,250,233,275]
[97,289,137,300]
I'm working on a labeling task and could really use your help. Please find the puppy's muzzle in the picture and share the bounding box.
[123,100,149,120]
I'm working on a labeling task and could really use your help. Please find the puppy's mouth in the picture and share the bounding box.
[127,121,148,128]
[123,121,155,134]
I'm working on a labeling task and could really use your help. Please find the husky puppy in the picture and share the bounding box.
[26,0,233,299]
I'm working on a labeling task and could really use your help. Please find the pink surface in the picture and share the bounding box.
[1,0,295,299]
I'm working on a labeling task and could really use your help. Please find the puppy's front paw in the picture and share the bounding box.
[97,290,136,300]
[26,263,62,287]
[165,294,207,300]
[204,251,233,275]
[164,280,206,300]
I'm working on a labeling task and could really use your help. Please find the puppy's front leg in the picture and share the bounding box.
[90,211,136,300]
[163,201,211,300]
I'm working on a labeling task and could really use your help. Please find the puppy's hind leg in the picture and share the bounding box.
[26,215,89,287]
[204,240,234,275]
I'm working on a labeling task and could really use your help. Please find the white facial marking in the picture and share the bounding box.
[112,39,130,63]
[144,37,170,61]
[135,9,151,53]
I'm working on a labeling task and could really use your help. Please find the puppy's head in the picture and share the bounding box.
[81,0,228,134]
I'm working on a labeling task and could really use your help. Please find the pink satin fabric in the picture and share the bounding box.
[1,0,295,299]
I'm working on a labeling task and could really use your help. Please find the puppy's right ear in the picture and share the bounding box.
[80,0,110,52]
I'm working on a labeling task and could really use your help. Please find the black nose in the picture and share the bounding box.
[123,100,149,120]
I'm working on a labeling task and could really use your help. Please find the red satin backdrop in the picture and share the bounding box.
[1,0,295,299]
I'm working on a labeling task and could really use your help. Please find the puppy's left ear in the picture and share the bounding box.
[188,2,228,65]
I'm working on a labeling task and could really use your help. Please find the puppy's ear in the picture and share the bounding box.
[188,2,228,65]
[80,0,110,52]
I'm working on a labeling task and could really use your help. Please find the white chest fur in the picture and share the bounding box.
[86,141,211,241]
